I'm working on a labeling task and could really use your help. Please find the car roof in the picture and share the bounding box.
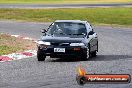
[55,20,87,24]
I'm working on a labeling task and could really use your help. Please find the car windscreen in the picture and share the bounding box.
[46,22,87,37]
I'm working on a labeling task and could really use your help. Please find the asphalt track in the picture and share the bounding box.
[0,3,132,8]
[0,21,132,88]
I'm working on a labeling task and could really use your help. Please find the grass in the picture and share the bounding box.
[0,34,36,55]
[0,8,132,26]
[0,0,131,4]
[0,45,19,55]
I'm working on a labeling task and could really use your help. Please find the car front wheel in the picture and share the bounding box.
[37,50,46,61]
[82,47,90,61]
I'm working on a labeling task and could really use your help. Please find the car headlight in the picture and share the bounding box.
[70,43,85,46]
[37,41,51,45]
[37,41,51,49]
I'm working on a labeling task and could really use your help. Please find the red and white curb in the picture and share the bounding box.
[0,50,37,62]
[0,34,37,62]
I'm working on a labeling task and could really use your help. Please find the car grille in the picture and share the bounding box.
[51,43,69,46]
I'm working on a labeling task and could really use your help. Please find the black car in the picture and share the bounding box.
[37,20,98,61]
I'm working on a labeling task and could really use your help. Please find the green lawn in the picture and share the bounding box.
[0,0,131,4]
[0,45,19,55]
[0,8,132,26]
[0,34,36,55]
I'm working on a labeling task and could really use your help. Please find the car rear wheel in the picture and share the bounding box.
[37,51,46,61]
[91,51,97,57]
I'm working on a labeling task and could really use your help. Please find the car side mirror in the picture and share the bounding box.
[87,31,94,38]
[88,31,94,35]
[41,29,47,33]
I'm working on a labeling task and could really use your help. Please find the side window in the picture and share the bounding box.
[46,22,55,34]
[86,22,92,31]
[86,22,95,35]
[48,23,54,30]
[89,24,94,32]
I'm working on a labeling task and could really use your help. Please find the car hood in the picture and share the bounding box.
[40,36,85,43]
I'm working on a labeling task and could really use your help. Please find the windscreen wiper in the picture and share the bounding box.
[59,32,66,35]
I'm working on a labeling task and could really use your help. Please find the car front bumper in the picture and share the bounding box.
[38,46,87,58]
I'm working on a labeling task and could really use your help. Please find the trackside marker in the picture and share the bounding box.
[0,56,13,61]
[22,52,33,56]
[11,35,20,37]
